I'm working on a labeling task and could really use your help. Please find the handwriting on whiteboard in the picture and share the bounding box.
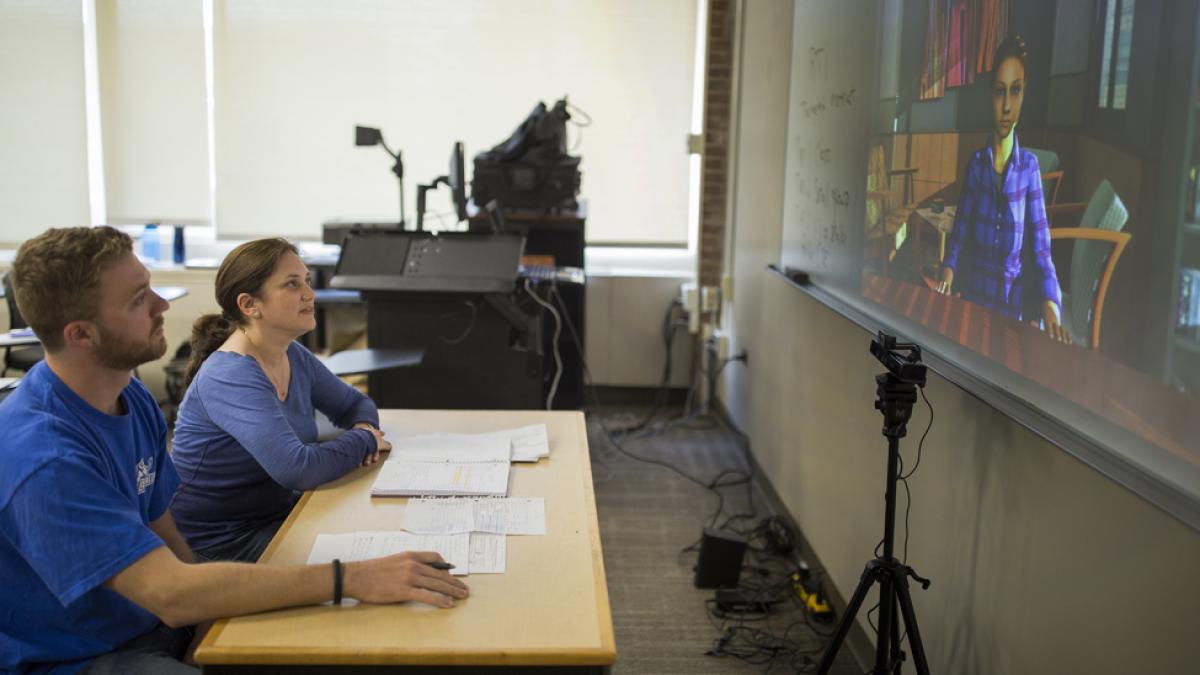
[788,45,856,269]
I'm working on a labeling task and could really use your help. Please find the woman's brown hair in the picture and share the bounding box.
[992,35,1028,80]
[184,238,299,387]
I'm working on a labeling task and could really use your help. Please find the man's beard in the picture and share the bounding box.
[94,320,168,371]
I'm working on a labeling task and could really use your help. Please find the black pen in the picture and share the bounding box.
[428,561,455,570]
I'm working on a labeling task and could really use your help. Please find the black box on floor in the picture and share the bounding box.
[694,527,748,589]
[714,587,785,613]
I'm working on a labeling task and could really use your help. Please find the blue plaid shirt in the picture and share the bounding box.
[942,134,1062,320]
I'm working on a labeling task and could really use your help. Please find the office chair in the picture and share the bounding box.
[1046,179,1132,350]
[2,272,45,377]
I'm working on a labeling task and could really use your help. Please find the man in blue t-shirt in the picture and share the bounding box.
[0,227,469,674]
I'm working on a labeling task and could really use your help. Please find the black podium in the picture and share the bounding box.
[331,230,546,410]
[468,201,585,409]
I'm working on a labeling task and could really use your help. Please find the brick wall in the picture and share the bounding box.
[698,0,736,289]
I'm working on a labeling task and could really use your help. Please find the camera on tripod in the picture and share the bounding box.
[870,332,926,438]
[870,331,927,387]
[816,331,933,674]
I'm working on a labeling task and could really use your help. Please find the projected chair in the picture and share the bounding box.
[865,143,919,274]
[1045,179,1131,350]
[2,272,45,377]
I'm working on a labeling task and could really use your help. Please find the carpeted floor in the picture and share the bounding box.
[585,407,862,675]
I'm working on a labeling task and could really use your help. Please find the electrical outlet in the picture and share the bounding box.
[680,282,700,333]
[713,330,731,363]
[701,285,720,313]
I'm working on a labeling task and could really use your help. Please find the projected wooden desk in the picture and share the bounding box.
[194,409,615,674]
[862,273,1200,470]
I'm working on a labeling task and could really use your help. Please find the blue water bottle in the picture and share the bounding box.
[142,224,160,262]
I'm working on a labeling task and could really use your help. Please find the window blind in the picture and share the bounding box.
[211,0,697,244]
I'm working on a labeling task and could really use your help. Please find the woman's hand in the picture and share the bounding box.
[354,423,391,465]
[1041,301,1071,344]
[935,267,954,296]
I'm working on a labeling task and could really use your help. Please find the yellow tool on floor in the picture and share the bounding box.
[792,571,835,622]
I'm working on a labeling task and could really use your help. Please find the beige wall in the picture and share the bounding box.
[722,1,1200,672]
[3,262,690,399]
[0,263,221,399]
[585,274,694,388]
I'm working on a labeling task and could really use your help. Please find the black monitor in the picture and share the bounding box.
[416,141,469,231]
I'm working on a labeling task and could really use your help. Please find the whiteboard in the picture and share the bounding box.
[779,0,877,283]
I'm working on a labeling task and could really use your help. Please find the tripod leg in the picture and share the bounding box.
[895,577,930,675]
[889,592,902,674]
[817,563,878,674]
[874,575,895,673]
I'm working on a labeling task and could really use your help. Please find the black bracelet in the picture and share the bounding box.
[332,558,343,605]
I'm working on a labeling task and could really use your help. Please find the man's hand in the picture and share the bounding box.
[344,551,469,608]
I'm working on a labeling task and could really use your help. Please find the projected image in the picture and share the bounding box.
[864,0,1147,357]
[856,0,1200,496]
[933,36,1067,342]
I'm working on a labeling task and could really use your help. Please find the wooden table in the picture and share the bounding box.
[194,409,616,673]
[910,205,956,264]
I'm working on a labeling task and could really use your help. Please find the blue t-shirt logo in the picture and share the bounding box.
[136,456,156,495]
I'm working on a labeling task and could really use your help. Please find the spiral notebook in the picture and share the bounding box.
[370,434,511,497]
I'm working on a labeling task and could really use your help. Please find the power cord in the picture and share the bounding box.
[700,519,834,671]
[522,279,562,410]
[548,284,754,528]
[543,283,830,666]
[436,300,478,345]
[609,299,686,436]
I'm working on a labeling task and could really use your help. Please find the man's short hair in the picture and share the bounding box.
[11,227,134,352]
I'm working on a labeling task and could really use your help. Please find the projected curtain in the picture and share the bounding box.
[920,0,949,100]
[920,0,1010,100]
[974,0,1010,76]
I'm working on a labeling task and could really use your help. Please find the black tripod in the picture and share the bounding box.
[817,333,931,675]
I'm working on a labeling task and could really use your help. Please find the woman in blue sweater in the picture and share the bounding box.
[171,238,390,562]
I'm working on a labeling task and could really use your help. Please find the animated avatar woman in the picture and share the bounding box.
[936,35,1068,343]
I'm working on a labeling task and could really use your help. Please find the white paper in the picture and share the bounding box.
[383,430,512,462]
[401,497,546,535]
[306,532,358,566]
[480,424,550,462]
[401,498,477,534]
[371,459,510,497]
[381,424,550,463]
[307,531,470,575]
[472,498,546,535]
[468,533,506,573]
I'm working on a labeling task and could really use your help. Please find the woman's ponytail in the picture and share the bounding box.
[184,314,236,388]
